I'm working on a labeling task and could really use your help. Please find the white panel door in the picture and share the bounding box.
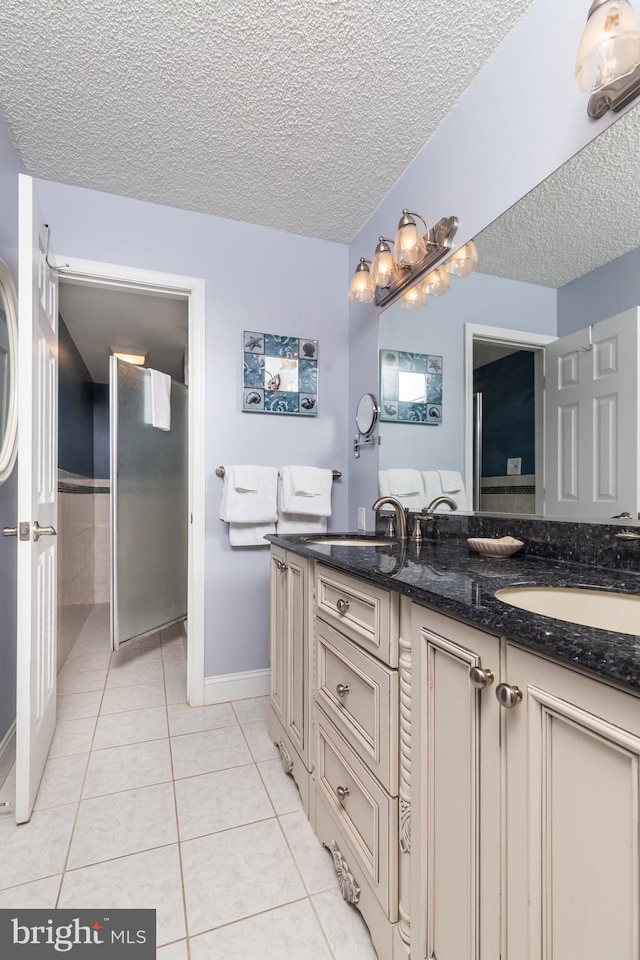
[544,309,640,518]
[15,175,58,823]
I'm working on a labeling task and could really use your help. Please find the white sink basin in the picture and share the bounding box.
[306,537,391,547]
[495,586,640,636]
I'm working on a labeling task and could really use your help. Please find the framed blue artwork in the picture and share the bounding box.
[242,331,318,416]
[379,349,442,424]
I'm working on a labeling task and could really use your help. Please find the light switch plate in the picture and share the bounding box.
[507,458,522,476]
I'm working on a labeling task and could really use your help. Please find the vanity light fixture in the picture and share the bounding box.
[575,0,640,117]
[420,264,450,297]
[347,258,375,303]
[445,240,479,278]
[399,284,427,311]
[348,212,459,309]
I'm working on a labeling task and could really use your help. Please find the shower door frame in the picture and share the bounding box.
[51,254,207,706]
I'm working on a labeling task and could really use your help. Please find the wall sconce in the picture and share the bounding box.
[349,212,459,309]
[575,0,640,117]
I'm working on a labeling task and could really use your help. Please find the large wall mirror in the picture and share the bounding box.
[378,103,640,524]
[0,259,18,484]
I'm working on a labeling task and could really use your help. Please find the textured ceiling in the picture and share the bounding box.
[0,0,533,242]
[475,105,640,288]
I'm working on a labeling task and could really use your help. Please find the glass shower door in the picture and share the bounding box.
[110,357,188,650]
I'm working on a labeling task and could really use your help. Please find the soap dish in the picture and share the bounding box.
[467,536,524,558]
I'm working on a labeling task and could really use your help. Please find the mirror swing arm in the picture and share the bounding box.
[354,393,380,459]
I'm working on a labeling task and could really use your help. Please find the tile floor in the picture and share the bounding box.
[0,604,378,959]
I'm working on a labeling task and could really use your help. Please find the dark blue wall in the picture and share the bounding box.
[93,383,110,479]
[474,350,535,477]
[58,316,94,477]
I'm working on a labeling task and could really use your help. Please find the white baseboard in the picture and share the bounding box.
[0,721,16,789]
[204,668,270,705]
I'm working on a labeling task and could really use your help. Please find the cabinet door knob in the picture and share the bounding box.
[495,683,523,708]
[336,598,350,615]
[469,665,494,689]
[336,683,350,698]
[275,558,288,572]
[336,785,349,802]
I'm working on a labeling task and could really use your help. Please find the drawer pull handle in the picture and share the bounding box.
[275,559,288,572]
[336,598,350,615]
[469,665,494,689]
[336,683,350,698]
[495,682,523,709]
[336,785,349,802]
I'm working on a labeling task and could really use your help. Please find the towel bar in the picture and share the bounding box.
[216,466,341,480]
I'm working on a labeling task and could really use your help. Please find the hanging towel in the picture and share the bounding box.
[220,466,278,523]
[149,368,171,431]
[289,465,322,496]
[232,465,259,492]
[277,514,328,535]
[378,471,391,497]
[436,470,468,510]
[387,469,421,496]
[228,523,274,546]
[279,466,333,517]
[422,470,444,507]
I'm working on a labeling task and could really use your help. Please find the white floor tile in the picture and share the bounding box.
[162,659,187,681]
[100,681,166,715]
[0,803,77,891]
[167,701,237,738]
[34,753,89,811]
[93,705,168,750]
[165,678,186,705]
[63,651,112,673]
[241,719,280,762]
[59,845,186,946]
[106,657,164,688]
[312,888,379,960]
[161,638,187,662]
[257,758,303,815]
[0,875,62,909]
[175,765,273,841]
[49,717,97,759]
[189,899,332,960]
[83,739,172,798]
[181,819,306,935]
[157,940,188,959]
[68,782,177,869]
[57,667,108,695]
[280,811,337,895]
[232,696,269,726]
[57,689,103,721]
[170,726,252,780]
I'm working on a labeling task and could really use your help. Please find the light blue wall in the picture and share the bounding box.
[348,0,631,524]
[378,273,557,473]
[35,179,350,678]
[0,115,22,749]
[558,244,640,335]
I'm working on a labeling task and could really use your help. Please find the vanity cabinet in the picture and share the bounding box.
[411,602,640,960]
[267,545,313,815]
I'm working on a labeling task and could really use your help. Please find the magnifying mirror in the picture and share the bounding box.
[354,393,379,458]
[0,259,18,484]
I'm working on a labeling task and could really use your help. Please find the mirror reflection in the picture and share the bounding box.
[378,104,640,522]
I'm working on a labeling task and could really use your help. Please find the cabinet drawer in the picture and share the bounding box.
[315,564,398,666]
[315,706,398,919]
[316,619,399,794]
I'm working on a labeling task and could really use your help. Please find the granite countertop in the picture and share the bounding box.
[268,532,640,694]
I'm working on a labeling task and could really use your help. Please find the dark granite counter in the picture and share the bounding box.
[267,533,640,694]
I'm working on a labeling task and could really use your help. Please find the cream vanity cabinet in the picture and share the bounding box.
[411,603,640,960]
[267,544,314,815]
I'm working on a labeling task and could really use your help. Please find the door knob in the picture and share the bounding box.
[469,665,494,689]
[32,522,57,542]
[2,527,17,537]
[495,683,523,708]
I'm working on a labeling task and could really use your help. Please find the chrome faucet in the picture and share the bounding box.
[423,495,458,519]
[372,496,408,540]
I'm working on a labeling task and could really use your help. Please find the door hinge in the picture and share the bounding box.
[19,522,30,542]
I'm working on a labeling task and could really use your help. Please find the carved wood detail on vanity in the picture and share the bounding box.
[277,738,294,775]
[398,628,412,946]
[330,841,362,906]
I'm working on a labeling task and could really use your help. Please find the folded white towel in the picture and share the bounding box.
[378,471,391,497]
[436,470,468,510]
[277,514,328,535]
[220,466,278,523]
[387,468,421,496]
[233,465,259,492]
[378,469,426,508]
[422,470,444,507]
[149,368,171,431]
[289,465,322,496]
[228,522,274,546]
[279,467,332,517]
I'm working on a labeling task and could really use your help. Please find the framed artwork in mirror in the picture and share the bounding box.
[242,331,318,416]
[379,349,442,424]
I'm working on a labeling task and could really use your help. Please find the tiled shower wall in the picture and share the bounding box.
[57,474,110,668]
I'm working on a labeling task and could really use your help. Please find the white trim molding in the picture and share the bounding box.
[204,669,270,705]
[53,255,206,707]
[0,721,16,790]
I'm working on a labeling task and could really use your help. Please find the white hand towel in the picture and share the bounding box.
[228,522,274,546]
[289,465,322,496]
[220,466,278,523]
[436,470,468,510]
[378,471,391,497]
[149,368,171,431]
[422,470,444,506]
[279,467,332,517]
[233,465,259,492]
[277,514,328,535]
[387,469,421,496]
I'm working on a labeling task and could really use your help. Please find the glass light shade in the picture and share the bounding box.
[399,285,427,311]
[421,265,450,297]
[371,246,396,288]
[348,261,375,303]
[394,218,427,268]
[575,1,640,93]
[446,241,479,278]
